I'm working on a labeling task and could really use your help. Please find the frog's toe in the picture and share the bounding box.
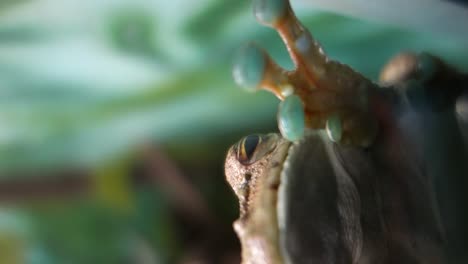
[379,52,419,86]
[253,0,289,26]
[324,112,377,147]
[278,94,305,141]
[379,52,437,86]
[326,113,343,143]
[254,0,329,89]
[233,43,267,91]
[233,43,297,99]
[381,52,468,113]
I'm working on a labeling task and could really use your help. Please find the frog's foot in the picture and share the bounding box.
[233,0,378,147]
[380,51,468,112]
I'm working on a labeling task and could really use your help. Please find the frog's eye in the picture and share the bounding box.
[236,135,261,165]
[235,134,276,165]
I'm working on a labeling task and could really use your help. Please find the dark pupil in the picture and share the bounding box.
[243,135,260,161]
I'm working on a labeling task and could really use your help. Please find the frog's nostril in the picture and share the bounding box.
[244,172,252,181]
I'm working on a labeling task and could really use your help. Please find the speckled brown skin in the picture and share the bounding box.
[225,134,290,264]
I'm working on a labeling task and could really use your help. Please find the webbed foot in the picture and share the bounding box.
[233,0,378,147]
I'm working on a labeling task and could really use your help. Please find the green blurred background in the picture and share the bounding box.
[0,0,467,263]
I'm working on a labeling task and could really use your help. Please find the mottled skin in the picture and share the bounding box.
[225,134,290,264]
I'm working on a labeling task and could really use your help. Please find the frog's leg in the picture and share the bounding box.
[233,0,379,147]
[380,51,468,142]
[380,51,468,263]
[380,52,468,111]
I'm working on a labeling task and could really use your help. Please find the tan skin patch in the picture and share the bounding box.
[225,134,291,264]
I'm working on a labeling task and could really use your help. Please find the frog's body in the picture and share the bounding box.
[227,0,468,263]
[225,131,445,264]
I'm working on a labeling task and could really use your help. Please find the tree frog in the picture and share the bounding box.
[225,0,468,263]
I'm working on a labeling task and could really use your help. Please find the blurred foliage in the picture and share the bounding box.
[0,0,467,172]
[0,0,467,263]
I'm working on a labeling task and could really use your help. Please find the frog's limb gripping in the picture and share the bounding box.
[233,43,293,98]
[278,95,305,141]
[234,0,379,147]
[254,0,328,89]
[233,44,307,141]
[380,52,468,112]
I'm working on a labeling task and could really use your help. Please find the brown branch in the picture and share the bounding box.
[0,170,91,204]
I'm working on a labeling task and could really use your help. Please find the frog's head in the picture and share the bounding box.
[225,133,290,218]
[225,131,368,264]
[225,133,291,263]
